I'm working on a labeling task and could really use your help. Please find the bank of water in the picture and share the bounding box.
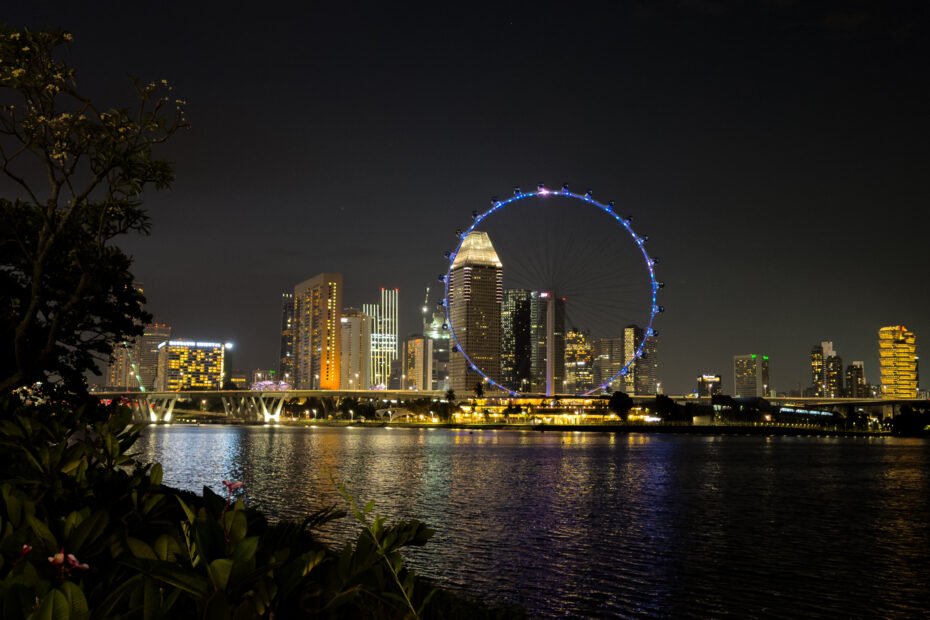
[136,426,930,618]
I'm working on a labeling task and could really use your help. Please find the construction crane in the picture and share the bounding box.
[422,286,430,316]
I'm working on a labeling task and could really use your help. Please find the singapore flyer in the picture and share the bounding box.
[441,183,662,398]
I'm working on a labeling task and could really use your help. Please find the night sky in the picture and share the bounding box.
[6,1,929,394]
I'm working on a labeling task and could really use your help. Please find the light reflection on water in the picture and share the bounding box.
[135,426,930,618]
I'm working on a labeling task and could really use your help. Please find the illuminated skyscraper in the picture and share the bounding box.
[845,361,868,398]
[340,308,372,390]
[363,287,399,389]
[620,325,657,395]
[810,341,842,397]
[448,231,502,394]
[733,354,770,397]
[529,292,565,394]
[501,289,532,391]
[593,337,624,392]
[879,325,917,399]
[294,273,342,389]
[107,322,171,390]
[279,292,295,386]
[155,340,225,391]
[423,303,450,391]
[403,335,433,391]
[697,374,722,397]
[564,329,594,393]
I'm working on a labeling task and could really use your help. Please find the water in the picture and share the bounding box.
[135,426,930,618]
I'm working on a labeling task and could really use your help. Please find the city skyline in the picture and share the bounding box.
[11,3,928,395]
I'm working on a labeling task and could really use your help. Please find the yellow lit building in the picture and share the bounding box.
[879,325,917,399]
[155,341,225,391]
[294,273,342,390]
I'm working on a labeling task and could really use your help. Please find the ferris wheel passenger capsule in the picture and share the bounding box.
[657,305,665,313]
[514,186,522,196]
[561,182,570,191]
[607,200,615,209]
[437,274,446,282]
[657,281,665,288]
[584,189,593,199]
[537,182,546,193]
[472,210,479,219]
[443,251,451,258]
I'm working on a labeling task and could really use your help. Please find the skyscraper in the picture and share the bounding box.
[879,325,917,399]
[294,273,342,389]
[363,287,399,389]
[501,289,532,392]
[403,335,433,391]
[810,341,843,397]
[529,292,565,394]
[423,303,450,392]
[564,329,594,393]
[845,361,868,398]
[697,374,722,397]
[448,231,502,394]
[733,354,770,397]
[620,325,657,395]
[155,340,225,391]
[279,292,295,386]
[107,322,171,390]
[592,337,624,392]
[340,308,372,390]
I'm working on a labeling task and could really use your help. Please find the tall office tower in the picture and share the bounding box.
[448,231,502,394]
[824,352,844,397]
[529,292,565,394]
[106,345,134,389]
[423,304,450,391]
[697,374,723,397]
[593,337,624,392]
[810,343,825,396]
[279,292,295,385]
[733,354,770,397]
[155,340,225,391]
[637,332,659,395]
[294,273,342,389]
[403,335,433,391]
[564,329,594,393]
[501,289,532,391]
[879,325,918,399]
[363,287,399,389]
[340,308,372,390]
[107,322,172,390]
[845,361,868,398]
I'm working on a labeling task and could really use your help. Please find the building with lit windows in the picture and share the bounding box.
[564,329,594,393]
[810,341,843,397]
[593,337,624,392]
[448,231,502,394]
[733,354,770,397]
[845,361,868,398]
[279,292,295,386]
[363,288,399,389]
[423,303,450,391]
[294,273,342,389]
[403,335,433,391]
[879,325,917,399]
[340,308,372,390]
[107,322,172,390]
[697,374,722,397]
[155,340,225,391]
[501,289,532,391]
[529,292,565,394]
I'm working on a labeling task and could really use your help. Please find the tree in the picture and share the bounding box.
[0,28,187,396]
[444,388,455,402]
[473,381,484,399]
[607,391,633,419]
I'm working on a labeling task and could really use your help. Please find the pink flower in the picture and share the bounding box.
[66,554,89,570]
[20,544,32,558]
[222,480,244,492]
[48,548,65,565]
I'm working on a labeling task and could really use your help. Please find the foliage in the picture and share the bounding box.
[891,404,930,437]
[0,393,512,619]
[0,27,187,396]
[607,391,633,419]
[472,382,484,399]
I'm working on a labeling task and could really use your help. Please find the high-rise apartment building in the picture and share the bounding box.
[845,361,868,398]
[294,273,342,389]
[501,289,532,391]
[564,329,594,393]
[879,325,917,399]
[279,292,295,385]
[363,288,399,389]
[733,354,770,397]
[340,308,372,390]
[403,335,433,391]
[155,340,225,391]
[697,374,722,397]
[448,231,502,394]
[619,325,658,395]
[810,341,843,397]
[423,303,450,392]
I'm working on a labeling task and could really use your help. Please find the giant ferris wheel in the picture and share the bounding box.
[441,183,662,398]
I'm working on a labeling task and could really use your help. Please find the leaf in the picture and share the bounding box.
[67,510,108,554]
[29,588,70,620]
[142,576,160,620]
[153,534,180,562]
[26,515,57,549]
[207,558,234,591]
[149,463,163,486]
[59,582,90,620]
[127,537,158,560]
[176,495,195,524]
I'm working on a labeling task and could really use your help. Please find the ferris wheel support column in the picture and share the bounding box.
[546,293,555,398]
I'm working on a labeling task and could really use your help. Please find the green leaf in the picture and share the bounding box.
[127,537,157,560]
[67,510,108,554]
[59,582,90,620]
[149,463,163,486]
[207,558,234,591]
[153,534,180,562]
[26,515,57,549]
[142,576,160,620]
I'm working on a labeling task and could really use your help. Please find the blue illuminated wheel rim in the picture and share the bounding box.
[441,185,662,397]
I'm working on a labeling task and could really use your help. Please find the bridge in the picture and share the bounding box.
[95,389,445,423]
